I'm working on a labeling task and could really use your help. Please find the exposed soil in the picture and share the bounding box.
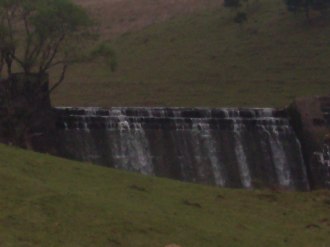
[74,0,223,38]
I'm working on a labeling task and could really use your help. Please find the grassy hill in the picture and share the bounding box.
[51,0,330,107]
[0,144,329,246]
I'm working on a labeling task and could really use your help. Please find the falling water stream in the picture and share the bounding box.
[55,107,310,190]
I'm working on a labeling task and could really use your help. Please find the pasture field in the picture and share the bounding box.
[0,144,329,246]
[51,0,330,107]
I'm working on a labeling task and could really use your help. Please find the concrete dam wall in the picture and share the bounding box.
[54,107,310,190]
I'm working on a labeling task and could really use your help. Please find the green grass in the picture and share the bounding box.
[51,0,330,108]
[0,143,329,246]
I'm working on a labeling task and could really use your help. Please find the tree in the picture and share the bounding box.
[224,0,249,25]
[0,0,115,147]
[0,0,105,88]
[224,0,241,8]
[234,11,248,25]
[284,0,330,20]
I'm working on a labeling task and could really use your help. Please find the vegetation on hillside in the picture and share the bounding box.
[52,0,330,107]
[285,0,330,20]
[0,144,329,246]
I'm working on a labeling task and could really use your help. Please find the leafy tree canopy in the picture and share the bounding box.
[0,0,116,147]
[0,0,114,92]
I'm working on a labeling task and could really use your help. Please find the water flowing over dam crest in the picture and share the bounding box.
[55,107,311,190]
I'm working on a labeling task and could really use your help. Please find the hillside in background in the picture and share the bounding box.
[73,0,222,38]
[50,0,330,107]
[0,144,329,246]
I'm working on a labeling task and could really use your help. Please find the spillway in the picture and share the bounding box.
[55,107,309,190]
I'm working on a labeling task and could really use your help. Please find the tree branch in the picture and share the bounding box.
[26,37,47,71]
[40,34,66,73]
[47,64,68,95]
[22,11,33,63]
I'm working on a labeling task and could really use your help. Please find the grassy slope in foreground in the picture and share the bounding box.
[52,0,330,108]
[0,144,329,246]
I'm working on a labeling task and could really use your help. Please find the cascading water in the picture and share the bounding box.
[111,114,153,175]
[55,107,310,190]
[232,118,252,189]
[190,119,226,186]
[263,125,292,187]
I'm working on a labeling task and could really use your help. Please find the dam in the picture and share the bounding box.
[54,107,310,190]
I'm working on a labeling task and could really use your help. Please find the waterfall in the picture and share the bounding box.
[191,119,226,187]
[110,110,153,175]
[55,107,309,190]
[261,124,292,188]
[232,119,252,189]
